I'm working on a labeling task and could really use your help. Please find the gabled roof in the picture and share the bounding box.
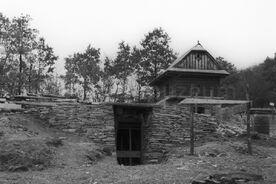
[168,41,206,70]
[149,42,229,86]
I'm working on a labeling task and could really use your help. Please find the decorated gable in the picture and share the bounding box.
[174,51,219,70]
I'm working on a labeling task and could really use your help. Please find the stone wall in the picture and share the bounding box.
[24,102,223,164]
[249,108,276,137]
[33,103,115,149]
[251,109,276,137]
[143,105,219,163]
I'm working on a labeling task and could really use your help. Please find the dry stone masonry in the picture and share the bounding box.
[29,103,115,149]
[22,102,246,163]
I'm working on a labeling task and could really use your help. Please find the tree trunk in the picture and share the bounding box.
[122,78,127,102]
[28,63,33,93]
[36,60,41,94]
[18,53,23,95]
[83,83,87,101]
[137,83,141,102]
[153,62,158,102]
[114,82,120,102]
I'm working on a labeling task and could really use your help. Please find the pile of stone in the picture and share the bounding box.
[217,123,245,137]
[194,114,219,139]
[192,172,263,184]
[217,114,246,137]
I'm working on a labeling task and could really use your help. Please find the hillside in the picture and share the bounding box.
[0,112,275,184]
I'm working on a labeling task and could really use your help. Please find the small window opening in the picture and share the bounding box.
[193,106,205,114]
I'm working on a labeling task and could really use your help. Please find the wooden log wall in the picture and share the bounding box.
[158,76,220,97]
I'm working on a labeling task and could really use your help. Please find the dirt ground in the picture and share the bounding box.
[0,113,276,184]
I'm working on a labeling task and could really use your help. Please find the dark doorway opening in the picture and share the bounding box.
[116,121,141,165]
[113,104,152,166]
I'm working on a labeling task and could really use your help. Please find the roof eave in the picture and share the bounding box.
[149,70,229,86]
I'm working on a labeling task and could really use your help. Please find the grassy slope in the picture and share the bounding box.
[0,113,276,184]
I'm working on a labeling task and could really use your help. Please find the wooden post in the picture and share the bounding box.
[190,104,195,155]
[246,84,252,155]
[129,128,132,165]
[247,102,252,155]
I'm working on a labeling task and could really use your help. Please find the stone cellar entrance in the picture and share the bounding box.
[113,104,152,165]
[116,120,141,165]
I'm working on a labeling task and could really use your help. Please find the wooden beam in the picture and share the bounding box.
[117,151,141,158]
[247,102,252,155]
[190,104,195,155]
[246,83,252,155]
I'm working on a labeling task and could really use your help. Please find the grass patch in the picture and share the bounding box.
[0,139,54,172]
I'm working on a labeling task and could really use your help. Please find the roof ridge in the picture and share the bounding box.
[167,41,206,70]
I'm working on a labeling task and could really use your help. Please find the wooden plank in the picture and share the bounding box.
[154,113,182,118]
[188,55,191,68]
[0,103,22,110]
[14,101,57,107]
[129,128,132,152]
[140,113,144,163]
[199,55,202,69]
[184,58,187,68]
[117,151,141,158]
[192,54,195,69]
[197,55,199,69]
[188,55,191,69]
[14,95,66,101]
[190,104,195,155]
[246,84,252,155]
[190,54,193,69]
[203,54,206,69]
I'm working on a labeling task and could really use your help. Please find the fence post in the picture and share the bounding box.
[190,104,194,155]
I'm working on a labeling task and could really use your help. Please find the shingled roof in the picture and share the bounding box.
[149,42,229,86]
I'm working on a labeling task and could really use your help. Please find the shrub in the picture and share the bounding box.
[0,139,54,172]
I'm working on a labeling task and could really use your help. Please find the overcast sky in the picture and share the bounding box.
[1,0,276,74]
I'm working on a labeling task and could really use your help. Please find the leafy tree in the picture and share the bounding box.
[112,41,134,102]
[64,56,78,96]
[43,74,63,95]
[94,57,115,102]
[216,57,238,99]
[220,55,276,107]
[0,13,16,95]
[64,44,101,100]
[131,46,147,102]
[32,37,58,93]
[216,56,237,74]
[9,15,38,94]
[0,13,58,96]
[140,27,177,100]
[24,38,58,94]
[261,56,276,86]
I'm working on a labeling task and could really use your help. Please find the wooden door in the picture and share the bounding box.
[116,121,142,165]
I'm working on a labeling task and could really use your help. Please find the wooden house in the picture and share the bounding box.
[149,42,229,105]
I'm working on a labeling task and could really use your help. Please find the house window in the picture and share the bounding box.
[191,87,200,97]
[205,86,211,96]
[165,83,170,96]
